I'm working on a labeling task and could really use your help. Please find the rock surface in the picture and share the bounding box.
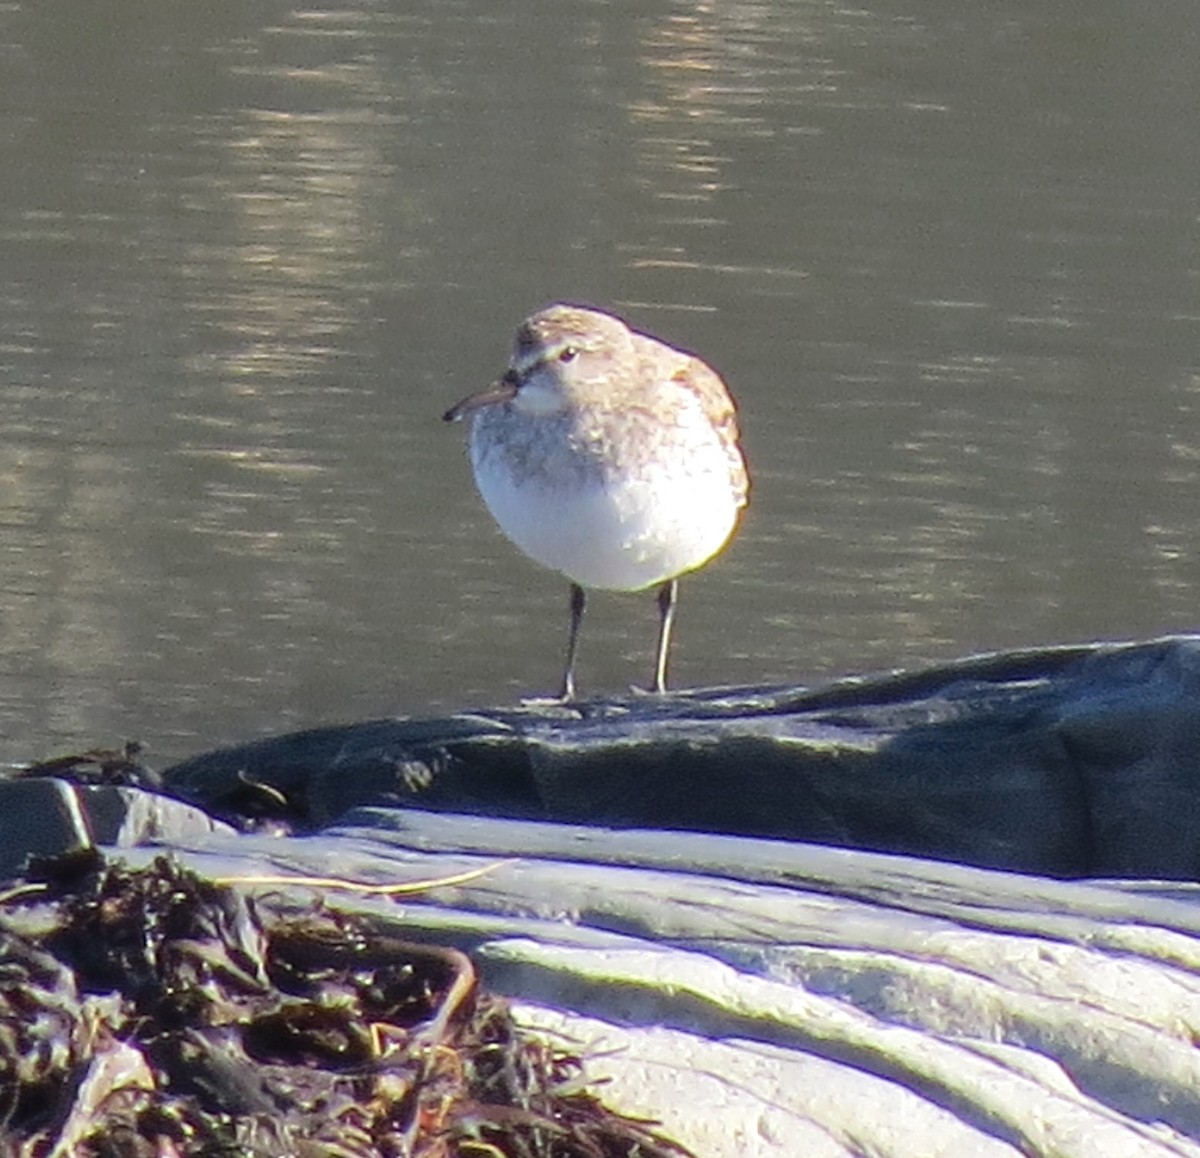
[0,779,232,879]
[101,809,1200,1157]
[9,635,1200,1154]
[164,634,1200,879]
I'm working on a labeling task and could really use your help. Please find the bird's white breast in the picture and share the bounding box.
[468,404,741,592]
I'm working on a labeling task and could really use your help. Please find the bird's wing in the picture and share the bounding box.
[634,334,750,510]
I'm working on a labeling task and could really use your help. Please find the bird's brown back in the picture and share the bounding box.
[632,332,750,512]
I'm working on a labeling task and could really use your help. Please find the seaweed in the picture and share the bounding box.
[0,855,692,1158]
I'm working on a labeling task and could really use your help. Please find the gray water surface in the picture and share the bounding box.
[1,1,1198,766]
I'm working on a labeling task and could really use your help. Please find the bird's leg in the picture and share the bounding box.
[651,578,678,693]
[559,582,587,701]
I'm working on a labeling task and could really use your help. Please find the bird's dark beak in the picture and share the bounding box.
[442,370,520,423]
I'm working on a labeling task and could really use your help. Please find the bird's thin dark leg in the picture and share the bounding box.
[559,582,587,701]
[651,578,678,693]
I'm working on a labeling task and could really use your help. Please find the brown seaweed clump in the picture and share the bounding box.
[0,852,693,1158]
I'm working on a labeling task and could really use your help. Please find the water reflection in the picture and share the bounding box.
[0,0,1196,766]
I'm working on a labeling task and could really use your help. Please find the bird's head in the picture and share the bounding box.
[444,303,634,422]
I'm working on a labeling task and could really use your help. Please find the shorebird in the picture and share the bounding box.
[444,303,749,700]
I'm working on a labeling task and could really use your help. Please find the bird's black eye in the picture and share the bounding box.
[558,346,578,363]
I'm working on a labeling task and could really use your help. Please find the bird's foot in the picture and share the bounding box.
[627,683,668,698]
[519,691,578,708]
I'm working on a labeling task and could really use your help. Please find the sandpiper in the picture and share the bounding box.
[444,303,749,700]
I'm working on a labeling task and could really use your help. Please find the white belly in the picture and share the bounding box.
[470,444,740,591]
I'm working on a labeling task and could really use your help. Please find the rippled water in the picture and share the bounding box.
[0,1,1198,765]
